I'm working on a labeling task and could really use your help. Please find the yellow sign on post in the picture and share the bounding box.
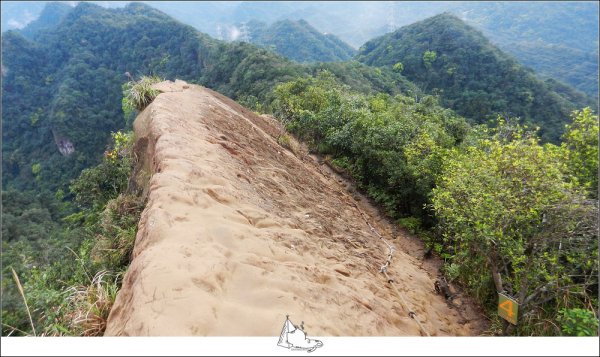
[498,293,518,325]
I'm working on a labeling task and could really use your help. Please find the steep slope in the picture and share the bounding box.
[1,5,415,328]
[2,1,407,194]
[1,2,214,193]
[244,19,356,63]
[356,13,596,143]
[105,80,486,336]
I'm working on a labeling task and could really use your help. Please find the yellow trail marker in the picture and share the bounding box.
[498,293,518,325]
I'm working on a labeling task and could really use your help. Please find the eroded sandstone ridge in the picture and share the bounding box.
[104,80,485,336]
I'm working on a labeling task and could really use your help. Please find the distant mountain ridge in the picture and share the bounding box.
[356,13,596,143]
[3,1,597,95]
[244,19,356,63]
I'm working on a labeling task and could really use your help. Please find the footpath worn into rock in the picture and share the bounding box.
[104,80,487,336]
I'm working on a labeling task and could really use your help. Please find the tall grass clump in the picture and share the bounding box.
[122,75,162,111]
[64,271,121,336]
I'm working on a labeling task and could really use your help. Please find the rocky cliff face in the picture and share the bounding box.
[104,80,485,336]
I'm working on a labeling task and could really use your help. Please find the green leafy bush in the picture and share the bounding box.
[274,72,468,221]
[558,308,599,336]
[431,120,598,335]
[562,107,599,198]
[2,130,143,336]
[397,217,422,234]
[70,131,134,209]
[393,62,404,73]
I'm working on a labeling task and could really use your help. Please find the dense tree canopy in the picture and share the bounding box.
[2,2,410,195]
[431,122,598,335]
[274,71,470,221]
[356,13,597,143]
[244,19,356,63]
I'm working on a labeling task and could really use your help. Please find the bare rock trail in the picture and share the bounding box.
[105,80,487,336]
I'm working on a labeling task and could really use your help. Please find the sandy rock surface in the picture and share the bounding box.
[104,80,486,336]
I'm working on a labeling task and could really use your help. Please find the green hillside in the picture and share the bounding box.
[356,13,596,143]
[459,1,599,97]
[246,19,356,63]
[2,2,413,195]
[4,2,597,96]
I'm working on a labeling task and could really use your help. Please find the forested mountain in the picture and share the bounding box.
[149,1,600,96]
[458,1,599,97]
[244,19,356,63]
[356,13,596,143]
[224,1,600,96]
[2,2,414,195]
[3,2,598,96]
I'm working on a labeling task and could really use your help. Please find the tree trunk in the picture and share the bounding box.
[489,252,516,335]
[489,252,504,293]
